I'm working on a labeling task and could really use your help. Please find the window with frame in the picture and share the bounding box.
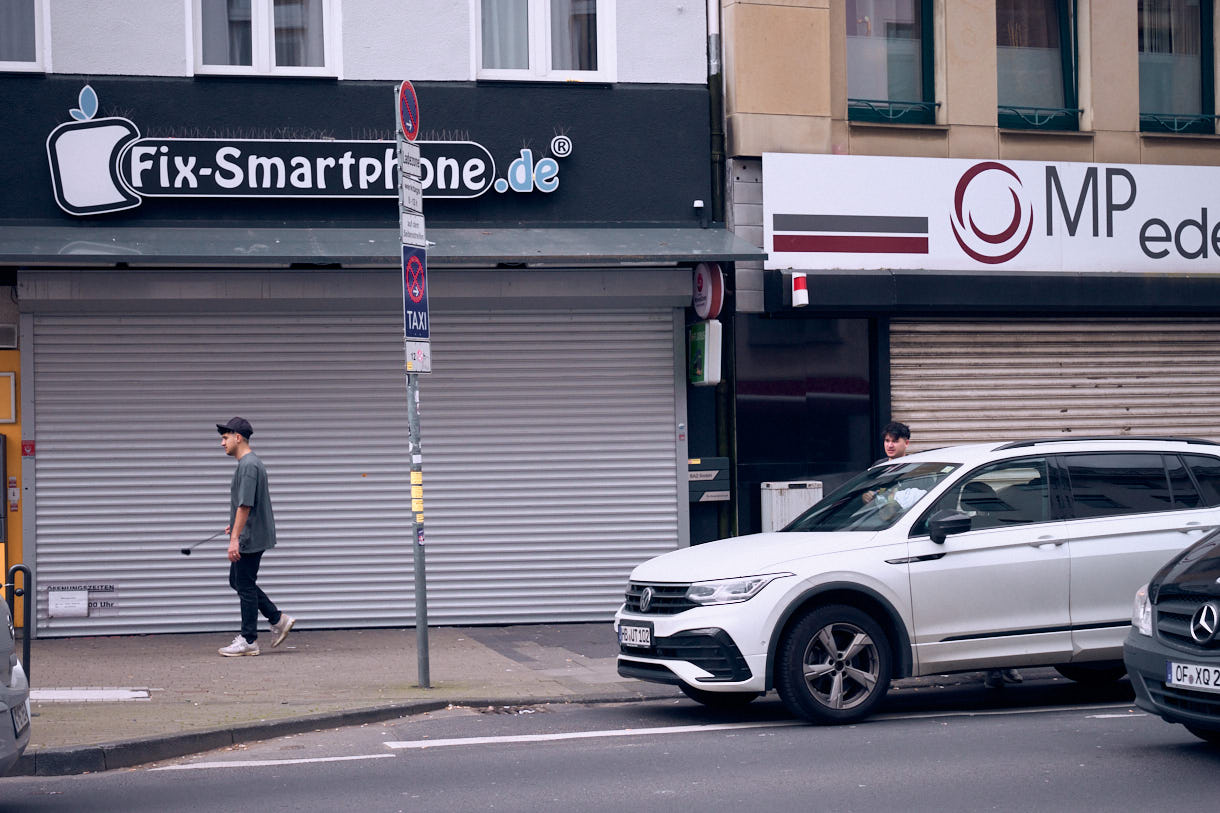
[1139,0,1215,133]
[0,0,43,72]
[196,0,333,76]
[845,0,936,124]
[912,457,1052,535]
[479,0,615,81]
[996,0,1078,130]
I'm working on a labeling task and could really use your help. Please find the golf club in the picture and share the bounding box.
[180,529,227,556]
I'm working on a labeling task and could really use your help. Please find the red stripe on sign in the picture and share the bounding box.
[774,235,929,254]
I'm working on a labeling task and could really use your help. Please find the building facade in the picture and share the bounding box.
[0,1,761,635]
[720,0,1220,533]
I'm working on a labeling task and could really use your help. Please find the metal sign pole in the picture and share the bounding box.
[407,371,429,687]
[397,80,430,689]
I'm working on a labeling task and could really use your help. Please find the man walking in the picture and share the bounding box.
[216,417,294,657]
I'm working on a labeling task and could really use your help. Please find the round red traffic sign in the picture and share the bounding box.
[398,80,420,142]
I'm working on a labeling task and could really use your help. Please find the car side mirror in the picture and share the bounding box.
[928,509,972,544]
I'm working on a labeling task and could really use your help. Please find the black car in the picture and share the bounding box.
[1124,530,1220,745]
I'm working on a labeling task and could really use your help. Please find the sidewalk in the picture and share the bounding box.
[13,623,680,776]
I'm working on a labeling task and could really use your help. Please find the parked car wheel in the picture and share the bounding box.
[776,604,892,724]
[1185,726,1220,746]
[1053,662,1127,685]
[678,684,761,708]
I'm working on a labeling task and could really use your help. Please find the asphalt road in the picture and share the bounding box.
[4,680,1219,812]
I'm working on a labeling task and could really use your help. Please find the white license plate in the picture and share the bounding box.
[10,698,29,737]
[618,624,651,649]
[1167,661,1220,694]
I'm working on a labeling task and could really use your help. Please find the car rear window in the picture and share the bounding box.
[1183,454,1220,507]
[1062,453,1174,518]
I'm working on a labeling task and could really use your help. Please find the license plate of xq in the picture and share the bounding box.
[618,623,652,649]
[1167,661,1220,694]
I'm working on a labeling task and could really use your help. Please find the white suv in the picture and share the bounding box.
[616,438,1220,723]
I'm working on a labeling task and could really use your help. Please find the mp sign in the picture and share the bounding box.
[763,152,1220,274]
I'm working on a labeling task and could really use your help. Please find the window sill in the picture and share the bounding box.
[194,68,338,79]
[847,120,949,134]
[1140,130,1220,141]
[999,128,1094,138]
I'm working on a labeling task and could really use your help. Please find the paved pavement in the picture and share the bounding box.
[10,623,680,776]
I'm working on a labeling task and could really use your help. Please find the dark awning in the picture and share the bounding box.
[0,225,765,267]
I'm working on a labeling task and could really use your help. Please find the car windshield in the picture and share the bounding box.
[783,461,960,532]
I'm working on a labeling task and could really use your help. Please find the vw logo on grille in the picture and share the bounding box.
[1190,601,1220,644]
[639,587,654,613]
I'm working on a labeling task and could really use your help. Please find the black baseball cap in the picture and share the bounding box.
[216,417,254,438]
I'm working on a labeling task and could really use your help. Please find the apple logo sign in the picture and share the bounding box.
[46,85,142,216]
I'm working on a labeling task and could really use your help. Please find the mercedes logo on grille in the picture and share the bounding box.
[1190,601,1220,644]
[639,587,654,613]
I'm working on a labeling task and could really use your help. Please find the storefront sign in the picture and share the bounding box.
[46,85,569,217]
[47,583,118,617]
[764,153,1220,274]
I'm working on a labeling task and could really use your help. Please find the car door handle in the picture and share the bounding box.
[1032,535,1065,548]
[1180,522,1207,534]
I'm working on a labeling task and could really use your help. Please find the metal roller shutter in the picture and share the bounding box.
[32,309,680,635]
[890,319,1220,450]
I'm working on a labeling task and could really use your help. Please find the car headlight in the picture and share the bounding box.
[1132,583,1153,637]
[685,573,791,605]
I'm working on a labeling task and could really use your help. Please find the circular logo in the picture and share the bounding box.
[405,255,425,303]
[1190,601,1220,644]
[950,161,1033,264]
[639,586,654,613]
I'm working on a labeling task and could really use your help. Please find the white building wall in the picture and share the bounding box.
[37,0,707,84]
[342,0,472,81]
[615,1,707,84]
[48,0,189,76]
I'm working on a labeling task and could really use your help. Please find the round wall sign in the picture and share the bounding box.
[692,262,724,320]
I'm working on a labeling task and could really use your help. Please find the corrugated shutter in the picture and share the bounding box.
[890,319,1220,450]
[32,309,679,635]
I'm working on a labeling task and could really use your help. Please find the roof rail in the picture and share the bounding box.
[996,436,1220,450]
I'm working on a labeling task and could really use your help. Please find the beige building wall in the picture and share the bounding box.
[722,0,1220,310]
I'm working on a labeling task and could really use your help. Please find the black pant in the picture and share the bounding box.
[229,551,280,643]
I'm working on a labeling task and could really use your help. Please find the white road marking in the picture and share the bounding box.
[387,703,1143,751]
[149,703,1146,770]
[385,721,798,749]
[150,753,396,771]
[31,688,150,702]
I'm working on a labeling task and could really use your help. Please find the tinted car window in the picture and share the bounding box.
[1166,455,1202,509]
[1183,454,1220,507]
[913,457,1050,534]
[1062,453,1172,518]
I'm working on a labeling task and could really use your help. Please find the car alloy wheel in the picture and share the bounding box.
[776,604,892,724]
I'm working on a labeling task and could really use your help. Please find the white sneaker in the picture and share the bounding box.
[218,634,260,657]
[269,613,295,648]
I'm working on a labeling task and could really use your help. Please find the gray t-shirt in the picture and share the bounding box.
[230,452,276,553]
